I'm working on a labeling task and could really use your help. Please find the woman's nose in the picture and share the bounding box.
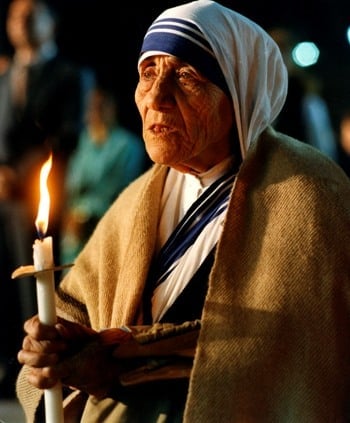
[146,76,176,110]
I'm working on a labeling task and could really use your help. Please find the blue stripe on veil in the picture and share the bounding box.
[150,171,236,290]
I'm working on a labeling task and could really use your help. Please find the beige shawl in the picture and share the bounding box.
[17,128,350,422]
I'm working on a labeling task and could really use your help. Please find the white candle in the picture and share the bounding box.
[33,236,64,423]
[33,236,56,324]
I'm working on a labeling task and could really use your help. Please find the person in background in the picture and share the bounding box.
[269,26,339,162]
[0,52,10,75]
[0,0,91,398]
[16,1,350,422]
[60,87,147,265]
[337,109,350,176]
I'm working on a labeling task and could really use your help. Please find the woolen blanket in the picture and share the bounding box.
[17,128,350,422]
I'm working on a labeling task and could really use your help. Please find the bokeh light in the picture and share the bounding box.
[292,41,320,67]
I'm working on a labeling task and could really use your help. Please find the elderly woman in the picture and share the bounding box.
[16,1,350,422]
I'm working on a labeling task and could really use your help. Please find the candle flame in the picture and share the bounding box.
[35,154,52,238]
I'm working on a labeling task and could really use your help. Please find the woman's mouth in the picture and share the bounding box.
[150,124,172,134]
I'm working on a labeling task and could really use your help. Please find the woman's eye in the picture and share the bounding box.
[177,70,194,81]
[176,70,199,88]
[142,69,155,80]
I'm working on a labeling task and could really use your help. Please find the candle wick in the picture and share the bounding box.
[37,229,45,241]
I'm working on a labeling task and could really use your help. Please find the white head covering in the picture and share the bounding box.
[138,0,288,159]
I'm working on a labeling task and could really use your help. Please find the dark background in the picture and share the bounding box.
[1,0,350,136]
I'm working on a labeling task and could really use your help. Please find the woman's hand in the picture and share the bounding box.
[17,315,125,399]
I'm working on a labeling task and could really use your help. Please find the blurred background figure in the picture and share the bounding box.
[0,0,93,398]
[337,110,350,177]
[60,86,147,266]
[0,52,10,74]
[269,26,338,162]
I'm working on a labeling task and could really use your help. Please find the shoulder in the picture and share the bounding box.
[104,164,166,214]
[251,127,347,181]
[239,127,350,212]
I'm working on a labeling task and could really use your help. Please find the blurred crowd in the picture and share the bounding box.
[0,0,147,398]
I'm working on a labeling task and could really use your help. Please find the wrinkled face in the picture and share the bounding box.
[135,55,234,174]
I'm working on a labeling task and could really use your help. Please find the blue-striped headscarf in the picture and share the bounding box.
[138,0,288,159]
[138,16,230,96]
